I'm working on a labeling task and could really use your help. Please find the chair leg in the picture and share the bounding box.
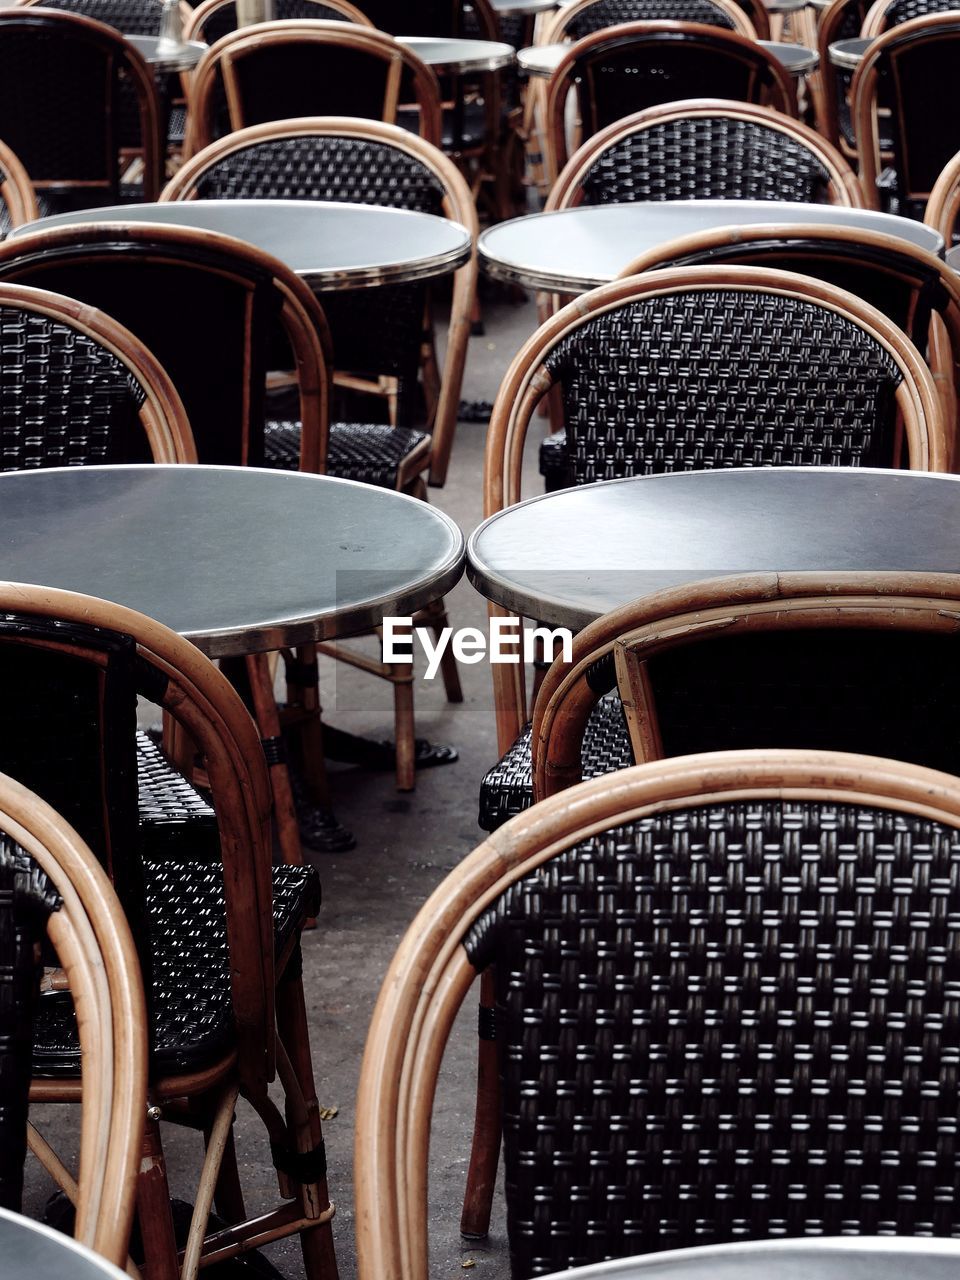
[209,1124,246,1225]
[245,652,304,868]
[137,1113,180,1280]
[393,665,416,793]
[460,967,502,1240]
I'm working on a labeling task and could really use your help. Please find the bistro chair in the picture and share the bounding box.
[544,21,797,181]
[852,11,960,215]
[3,582,336,1280]
[861,0,960,35]
[184,0,373,44]
[0,8,163,207]
[544,0,759,41]
[358,748,960,1276]
[162,115,478,488]
[186,21,443,154]
[0,139,38,234]
[0,774,147,1268]
[815,0,874,154]
[925,146,960,242]
[17,0,170,33]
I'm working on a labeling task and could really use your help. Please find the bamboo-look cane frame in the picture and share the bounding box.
[925,147,960,242]
[860,0,911,36]
[0,771,147,1266]
[529,571,960,799]
[161,114,478,487]
[852,12,960,211]
[0,137,38,228]
[543,0,757,44]
[616,222,960,465]
[546,99,865,210]
[0,8,164,200]
[186,20,443,155]
[543,21,797,183]
[0,280,197,463]
[183,0,375,40]
[355,748,960,1279]
[0,221,333,475]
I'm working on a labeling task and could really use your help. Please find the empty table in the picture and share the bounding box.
[14,200,473,292]
[478,200,944,291]
[0,1208,127,1280]
[398,35,515,72]
[829,35,872,67]
[540,1237,960,1280]
[518,39,817,76]
[490,0,558,14]
[126,34,206,71]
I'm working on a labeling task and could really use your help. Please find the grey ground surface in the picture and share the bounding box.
[24,286,547,1279]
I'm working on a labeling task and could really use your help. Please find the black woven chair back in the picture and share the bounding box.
[883,0,960,24]
[0,842,58,1211]
[0,11,155,205]
[545,287,902,479]
[566,0,738,36]
[578,116,833,203]
[355,0,461,35]
[36,0,161,34]
[567,28,787,133]
[0,302,147,467]
[464,793,960,1276]
[196,0,360,45]
[186,131,444,397]
[0,236,288,465]
[871,19,960,208]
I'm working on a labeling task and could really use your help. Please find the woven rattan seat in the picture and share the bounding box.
[34,861,318,1077]
[479,696,631,832]
[265,419,430,488]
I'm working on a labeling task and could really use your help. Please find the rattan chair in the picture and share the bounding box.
[186,20,442,155]
[926,146,960,242]
[852,11,960,215]
[861,0,960,34]
[162,115,477,488]
[184,0,372,44]
[543,0,758,41]
[815,0,874,153]
[0,8,163,206]
[17,0,168,33]
[2,582,336,1280]
[0,774,146,1269]
[543,21,796,181]
[358,748,960,1277]
[0,139,38,235]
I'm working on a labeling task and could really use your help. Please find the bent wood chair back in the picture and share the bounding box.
[184,0,373,44]
[0,775,146,1267]
[852,12,960,215]
[17,0,171,34]
[162,115,478,485]
[532,572,960,801]
[0,138,38,232]
[545,0,758,42]
[861,0,960,35]
[547,99,863,208]
[924,146,960,243]
[187,21,442,154]
[0,281,194,466]
[357,748,960,1277]
[544,21,796,181]
[0,223,330,472]
[0,8,162,204]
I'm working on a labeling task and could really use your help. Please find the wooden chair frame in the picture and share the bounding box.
[4,772,147,1268]
[8,582,336,1280]
[355,746,960,1279]
[161,114,478,487]
[0,280,197,463]
[546,98,864,209]
[852,11,960,211]
[183,0,375,42]
[616,221,960,463]
[544,20,797,182]
[186,20,443,155]
[924,146,960,241]
[530,570,960,798]
[0,137,38,229]
[0,8,163,201]
[543,0,757,44]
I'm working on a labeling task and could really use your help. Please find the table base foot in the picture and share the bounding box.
[322,726,459,771]
[297,803,357,854]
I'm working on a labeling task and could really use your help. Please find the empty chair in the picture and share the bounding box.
[0,9,162,206]
[186,20,442,153]
[861,0,960,34]
[545,0,758,41]
[184,0,373,43]
[544,21,796,180]
[19,0,166,33]
[852,11,960,215]
[358,748,960,1276]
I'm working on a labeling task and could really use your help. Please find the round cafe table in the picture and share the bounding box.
[539,1237,960,1280]
[517,38,817,76]
[489,0,558,14]
[397,35,515,72]
[13,200,472,293]
[829,34,873,68]
[0,1207,127,1280]
[478,199,943,292]
[126,33,206,71]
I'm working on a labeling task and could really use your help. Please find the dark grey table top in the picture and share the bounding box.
[949,244,960,272]
[829,35,873,68]
[478,200,944,291]
[541,1237,960,1280]
[0,465,465,657]
[0,1208,126,1280]
[398,35,515,71]
[490,0,558,14]
[126,33,206,70]
[14,200,473,292]
[468,467,960,631]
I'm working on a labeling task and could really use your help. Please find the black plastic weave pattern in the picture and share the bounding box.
[579,117,833,203]
[544,289,902,479]
[197,0,359,43]
[0,842,59,1211]
[0,307,146,470]
[883,0,958,23]
[566,0,737,35]
[464,799,960,1276]
[136,730,220,865]
[39,0,161,34]
[478,697,632,832]
[265,419,430,488]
